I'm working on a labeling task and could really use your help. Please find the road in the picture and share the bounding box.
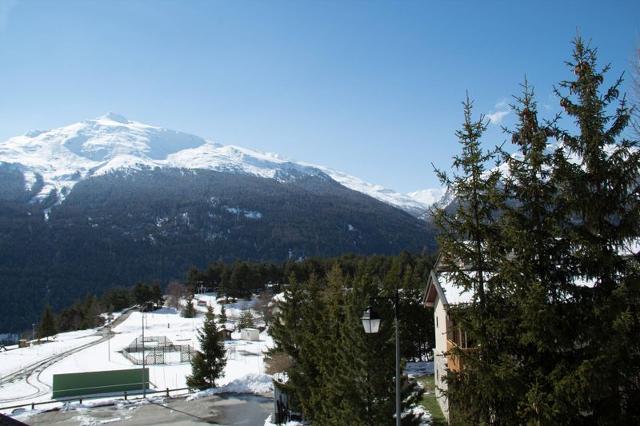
[0,309,134,404]
[24,393,273,425]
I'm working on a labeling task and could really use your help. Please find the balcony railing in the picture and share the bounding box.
[446,339,475,372]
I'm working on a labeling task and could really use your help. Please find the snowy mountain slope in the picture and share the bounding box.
[408,188,445,207]
[300,163,437,218]
[0,113,443,215]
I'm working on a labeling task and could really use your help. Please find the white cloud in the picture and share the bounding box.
[487,109,509,124]
[486,99,510,125]
[494,99,508,110]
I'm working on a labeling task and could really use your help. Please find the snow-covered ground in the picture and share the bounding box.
[0,329,100,379]
[0,293,273,414]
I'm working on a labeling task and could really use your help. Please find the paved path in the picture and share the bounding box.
[23,393,272,425]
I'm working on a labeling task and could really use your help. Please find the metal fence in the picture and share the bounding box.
[120,335,194,365]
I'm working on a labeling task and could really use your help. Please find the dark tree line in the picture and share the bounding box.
[0,166,435,334]
[434,37,640,424]
[188,252,437,360]
[268,265,426,425]
[35,282,164,338]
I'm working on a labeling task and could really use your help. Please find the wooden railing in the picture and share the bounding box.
[446,339,472,372]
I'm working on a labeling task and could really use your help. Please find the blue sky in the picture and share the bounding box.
[0,0,638,192]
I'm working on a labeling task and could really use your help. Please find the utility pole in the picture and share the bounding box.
[394,285,401,426]
[141,310,146,397]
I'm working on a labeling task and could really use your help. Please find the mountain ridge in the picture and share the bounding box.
[0,113,442,217]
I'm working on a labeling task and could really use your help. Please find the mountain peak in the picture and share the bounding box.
[99,112,130,124]
[0,115,442,218]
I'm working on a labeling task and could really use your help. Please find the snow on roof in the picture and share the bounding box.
[272,292,286,303]
[436,272,474,305]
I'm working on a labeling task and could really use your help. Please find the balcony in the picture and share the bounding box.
[446,339,473,372]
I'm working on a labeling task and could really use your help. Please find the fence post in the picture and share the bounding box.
[166,388,169,397]
[79,398,82,405]
[31,402,34,410]
[124,391,127,400]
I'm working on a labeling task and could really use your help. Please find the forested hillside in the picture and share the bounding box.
[0,167,435,333]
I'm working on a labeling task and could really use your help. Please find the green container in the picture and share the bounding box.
[52,368,149,399]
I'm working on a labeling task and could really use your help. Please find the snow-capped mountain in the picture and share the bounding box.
[0,114,440,333]
[408,188,446,207]
[0,113,442,216]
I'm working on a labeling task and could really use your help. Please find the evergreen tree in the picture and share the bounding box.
[499,80,576,423]
[553,37,640,422]
[270,269,424,425]
[432,95,513,424]
[186,306,227,390]
[182,295,196,318]
[102,287,133,312]
[633,45,639,136]
[238,309,255,329]
[79,295,102,329]
[133,282,153,307]
[37,305,57,340]
[151,284,163,307]
[307,265,349,425]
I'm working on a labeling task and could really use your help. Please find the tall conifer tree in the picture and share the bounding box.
[432,95,510,423]
[182,295,196,318]
[554,37,640,422]
[187,306,226,390]
[499,80,579,422]
[38,305,57,340]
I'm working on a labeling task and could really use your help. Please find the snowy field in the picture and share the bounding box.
[0,293,273,415]
[0,329,100,379]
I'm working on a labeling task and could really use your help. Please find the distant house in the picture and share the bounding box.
[197,299,207,307]
[422,255,474,422]
[240,328,260,341]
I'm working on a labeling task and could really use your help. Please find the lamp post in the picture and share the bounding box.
[141,308,146,398]
[361,286,401,426]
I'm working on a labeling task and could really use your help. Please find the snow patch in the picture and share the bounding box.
[186,373,273,400]
[264,414,306,426]
[408,188,445,207]
[225,207,262,219]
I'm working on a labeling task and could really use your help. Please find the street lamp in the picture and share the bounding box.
[361,292,401,426]
[140,307,146,398]
[361,307,381,334]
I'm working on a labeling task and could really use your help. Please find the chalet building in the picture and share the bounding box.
[423,252,601,422]
[422,256,473,422]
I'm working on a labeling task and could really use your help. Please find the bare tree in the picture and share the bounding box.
[254,289,274,327]
[166,281,186,309]
[265,351,292,374]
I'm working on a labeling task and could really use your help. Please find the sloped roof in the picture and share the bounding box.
[423,269,474,307]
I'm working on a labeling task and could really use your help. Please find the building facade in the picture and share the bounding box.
[423,258,473,422]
